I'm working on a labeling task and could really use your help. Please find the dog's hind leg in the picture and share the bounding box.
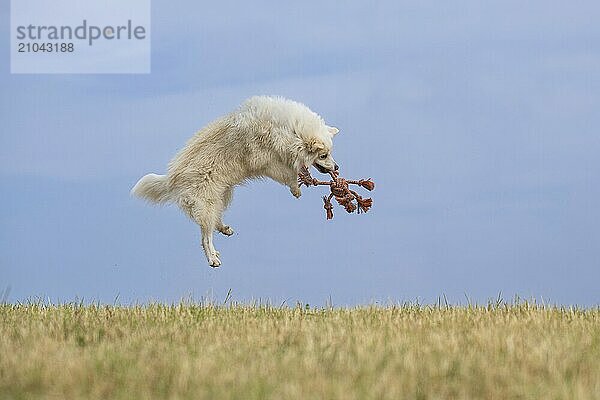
[217,222,234,236]
[217,186,234,236]
[185,198,222,267]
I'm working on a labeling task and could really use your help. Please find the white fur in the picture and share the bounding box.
[132,96,339,267]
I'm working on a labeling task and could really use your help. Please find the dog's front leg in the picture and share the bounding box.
[287,174,302,198]
[289,183,302,198]
[269,167,301,198]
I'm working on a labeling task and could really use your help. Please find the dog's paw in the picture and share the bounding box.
[290,187,302,198]
[218,225,234,236]
[208,253,221,268]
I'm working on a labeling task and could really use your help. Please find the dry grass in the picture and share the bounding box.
[1,302,599,399]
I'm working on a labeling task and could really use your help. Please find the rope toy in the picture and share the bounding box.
[298,166,375,220]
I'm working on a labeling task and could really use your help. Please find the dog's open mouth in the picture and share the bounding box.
[313,163,330,174]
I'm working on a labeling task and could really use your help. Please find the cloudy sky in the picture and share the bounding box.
[1,1,599,306]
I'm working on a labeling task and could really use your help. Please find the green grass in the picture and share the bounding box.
[1,302,599,399]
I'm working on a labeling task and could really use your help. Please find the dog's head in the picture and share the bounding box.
[305,125,339,174]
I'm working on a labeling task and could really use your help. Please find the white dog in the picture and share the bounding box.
[131,96,339,267]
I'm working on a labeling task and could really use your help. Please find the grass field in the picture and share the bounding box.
[1,302,598,399]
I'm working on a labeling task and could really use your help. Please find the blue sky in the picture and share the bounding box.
[1,1,599,306]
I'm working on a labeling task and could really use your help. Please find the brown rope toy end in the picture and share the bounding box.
[298,166,375,220]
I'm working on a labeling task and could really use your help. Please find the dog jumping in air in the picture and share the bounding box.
[131,96,340,267]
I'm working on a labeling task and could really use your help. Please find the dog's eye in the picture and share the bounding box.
[319,154,328,159]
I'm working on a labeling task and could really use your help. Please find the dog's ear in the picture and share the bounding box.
[305,138,326,153]
[326,126,339,136]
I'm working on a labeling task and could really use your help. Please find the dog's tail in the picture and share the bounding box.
[131,174,174,204]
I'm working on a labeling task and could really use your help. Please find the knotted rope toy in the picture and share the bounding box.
[298,166,375,220]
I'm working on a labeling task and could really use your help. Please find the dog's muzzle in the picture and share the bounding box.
[313,163,339,174]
